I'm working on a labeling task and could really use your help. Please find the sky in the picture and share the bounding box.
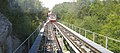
[40,0,76,10]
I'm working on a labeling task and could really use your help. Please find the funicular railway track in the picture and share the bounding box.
[14,21,113,53]
[53,22,113,53]
[43,22,62,53]
[54,22,85,53]
[54,22,82,53]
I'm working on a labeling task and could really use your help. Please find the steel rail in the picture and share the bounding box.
[57,22,113,53]
[53,23,81,53]
[52,23,63,53]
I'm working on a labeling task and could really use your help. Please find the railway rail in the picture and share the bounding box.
[53,22,113,53]
[42,22,62,53]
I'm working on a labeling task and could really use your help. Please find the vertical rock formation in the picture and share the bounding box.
[0,12,21,53]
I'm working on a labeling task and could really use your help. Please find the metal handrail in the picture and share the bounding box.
[62,21,120,41]
[58,22,113,53]
[13,24,41,53]
[28,20,49,53]
[61,21,120,50]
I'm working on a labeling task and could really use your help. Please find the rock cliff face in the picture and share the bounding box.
[0,13,21,53]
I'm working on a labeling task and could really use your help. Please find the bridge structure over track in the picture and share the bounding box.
[13,21,120,53]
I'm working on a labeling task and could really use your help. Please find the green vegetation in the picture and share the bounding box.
[52,0,120,52]
[0,0,48,41]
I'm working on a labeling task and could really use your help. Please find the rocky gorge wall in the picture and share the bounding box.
[0,12,21,53]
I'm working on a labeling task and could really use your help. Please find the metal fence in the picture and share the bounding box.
[13,22,44,53]
[61,21,120,52]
